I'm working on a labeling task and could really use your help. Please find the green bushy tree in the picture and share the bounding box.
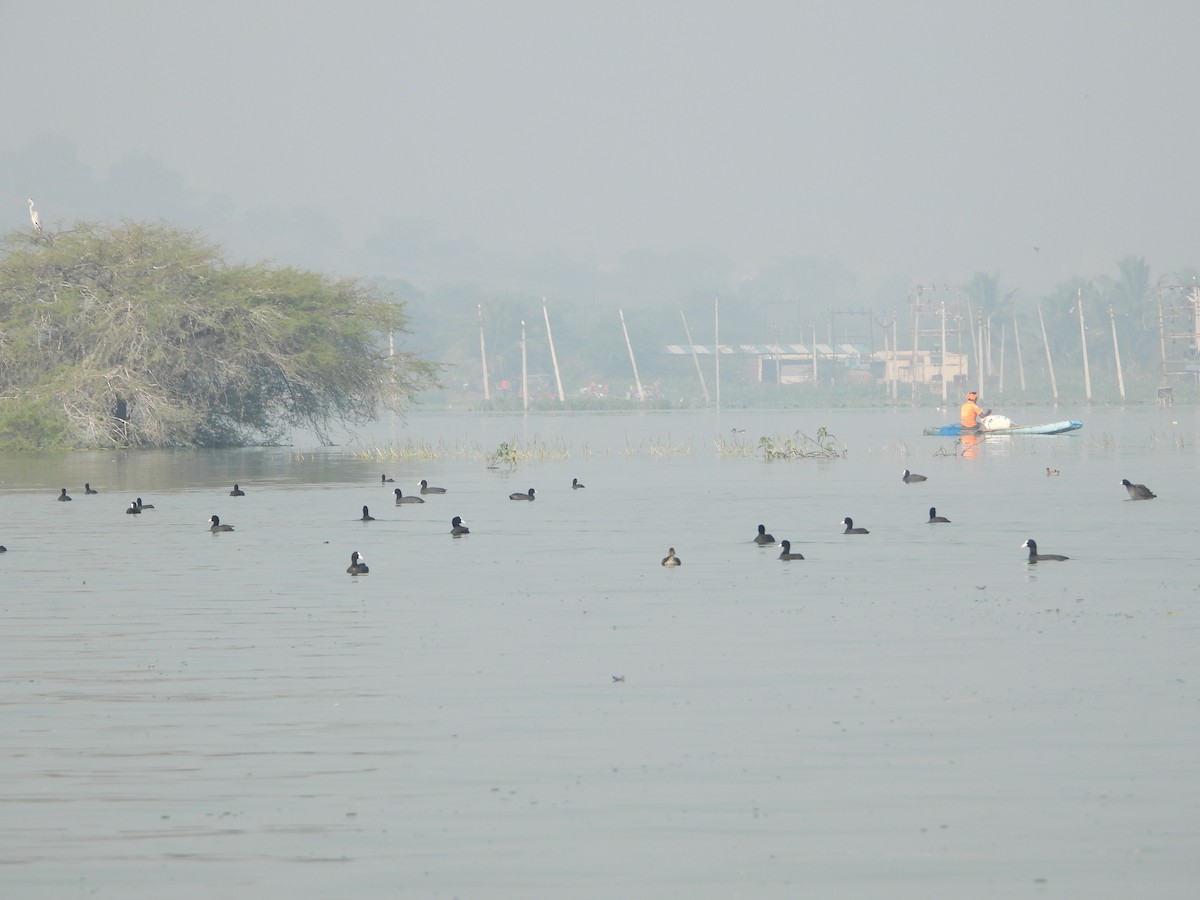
[0,221,438,448]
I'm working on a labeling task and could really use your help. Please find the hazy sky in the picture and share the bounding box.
[3,1,1198,294]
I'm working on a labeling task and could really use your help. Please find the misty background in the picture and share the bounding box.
[3,2,1197,398]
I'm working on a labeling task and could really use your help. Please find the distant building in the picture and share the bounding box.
[665,343,861,383]
[664,343,966,388]
[874,348,968,389]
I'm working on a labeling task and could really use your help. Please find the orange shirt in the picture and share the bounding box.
[960,400,983,428]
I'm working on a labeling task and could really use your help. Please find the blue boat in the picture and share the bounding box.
[923,419,1083,437]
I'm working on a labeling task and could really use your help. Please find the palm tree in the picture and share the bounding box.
[1098,257,1155,374]
[1110,256,1153,314]
[963,272,1018,379]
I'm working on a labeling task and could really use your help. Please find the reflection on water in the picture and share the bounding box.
[1,407,1198,898]
[960,430,983,458]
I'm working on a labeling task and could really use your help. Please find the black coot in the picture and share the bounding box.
[778,540,804,560]
[1121,478,1156,500]
[754,524,776,545]
[1023,539,1068,562]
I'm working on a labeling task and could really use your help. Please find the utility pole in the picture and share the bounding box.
[1157,290,1169,383]
[1077,288,1092,402]
[939,301,948,403]
[520,320,528,412]
[998,322,1005,395]
[1109,304,1125,400]
[619,308,645,402]
[478,305,491,401]
[812,324,818,383]
[1037,303,1058,402]
[1013,312,1026,392]
[680,310,710,405]
[543,299,565,404]
[892,312,898,400]
[911,302,919,406]
[714,296,721,411]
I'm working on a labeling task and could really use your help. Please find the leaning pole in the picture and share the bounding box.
[1109,305,1126,400]
[1037,303,1059,402]
[680,310,710,405]
[619,308,645,402]
[542,299,565,404]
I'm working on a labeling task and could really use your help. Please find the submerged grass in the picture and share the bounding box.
[1150,430,1188,449]
[877,438,913,458]
[714,434,753,457]
[625,435,694,458]
[352,437,573,465]
[355,439,480,461]
[351,431,861,462]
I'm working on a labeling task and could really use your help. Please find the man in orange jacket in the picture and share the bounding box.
[960,391,992,429]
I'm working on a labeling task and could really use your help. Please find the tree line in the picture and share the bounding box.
[396,254,1195,401]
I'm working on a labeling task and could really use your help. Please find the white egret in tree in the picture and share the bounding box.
[27,199,42,234]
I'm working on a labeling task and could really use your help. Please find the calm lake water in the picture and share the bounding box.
[2,406,1198,899]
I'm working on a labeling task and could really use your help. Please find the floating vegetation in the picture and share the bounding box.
[487,439,571,468]
[758,427,846,460]
[489,441,521,469]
